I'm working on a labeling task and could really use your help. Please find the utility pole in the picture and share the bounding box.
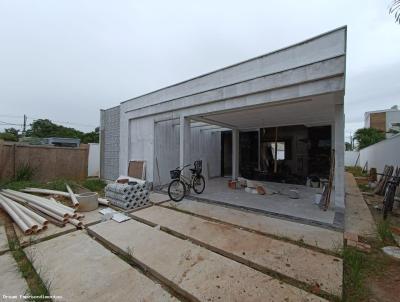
[22,114,27,136]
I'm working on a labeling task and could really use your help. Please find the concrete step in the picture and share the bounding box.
[164,199,343,253]
[24,231,178,302]
[131,206,343,298]
[88,219,327,302]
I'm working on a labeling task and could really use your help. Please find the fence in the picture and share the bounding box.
[0,142,89,182]
[345,134,400,173]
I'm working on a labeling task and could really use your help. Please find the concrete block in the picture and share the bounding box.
[0,253,29,298]
[164,199,343,252]
[24,231,177,302]
[131,206,343,297]
[88,220,327,301]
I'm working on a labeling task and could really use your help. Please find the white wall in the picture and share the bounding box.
[153,119,221,186]
[88,143,100,177]
[345,151,359,167]
[359,134,400,173]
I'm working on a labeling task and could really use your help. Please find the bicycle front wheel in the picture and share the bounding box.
[193,175,205,194]
[168,179,186,202]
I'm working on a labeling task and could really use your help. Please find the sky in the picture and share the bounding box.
[0,0,399,141]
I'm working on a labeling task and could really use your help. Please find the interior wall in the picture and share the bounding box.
[154,120,221,186]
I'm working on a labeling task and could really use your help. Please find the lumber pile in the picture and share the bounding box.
[105,181,149,210]
[374,165,394,195]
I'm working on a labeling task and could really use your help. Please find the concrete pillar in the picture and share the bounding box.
[232,129,239,180]
[179,116,191,169]
[334,103,345,210]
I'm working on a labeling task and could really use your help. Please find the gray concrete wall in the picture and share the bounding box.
[153,120,221,186]
[100,106,120,180]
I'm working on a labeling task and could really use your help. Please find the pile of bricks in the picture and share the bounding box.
[344,232,371,253]
[105,182,150,210]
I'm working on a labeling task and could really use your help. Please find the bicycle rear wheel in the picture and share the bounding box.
[168,179,186,202]
[193,175,205,194]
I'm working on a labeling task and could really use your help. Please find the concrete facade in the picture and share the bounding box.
[100,106,120,180]
[101,27,347,209]
[365,106,400,137]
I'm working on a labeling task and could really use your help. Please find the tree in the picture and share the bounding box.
[345,142,353,151]
[390,0,400,24]
[353,128,385,150]
[0,128,19,141]
[26,119,99,143]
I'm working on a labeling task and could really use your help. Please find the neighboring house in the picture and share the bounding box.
[100,27,347,211]
[364,105,400,137]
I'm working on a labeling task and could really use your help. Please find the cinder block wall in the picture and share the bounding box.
[100,106,120,180]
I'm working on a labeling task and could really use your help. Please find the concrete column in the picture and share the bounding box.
[334,103,345,210]
[232,129,239,180]
[179,116,191,169]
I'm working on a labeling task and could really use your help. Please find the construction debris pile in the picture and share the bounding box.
[105,178,150,210]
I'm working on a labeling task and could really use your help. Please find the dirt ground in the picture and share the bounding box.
[354,189,400,302]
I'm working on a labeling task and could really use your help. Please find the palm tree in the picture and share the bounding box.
[390,0,400,23]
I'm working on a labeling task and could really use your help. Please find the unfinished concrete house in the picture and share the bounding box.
[100,26,346,228]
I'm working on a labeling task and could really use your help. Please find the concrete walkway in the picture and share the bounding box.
[131,206,343,297]
[0,225,9,254]
[345,173,377,238]
[89,220,327,302]
[24,231,177,302]
[164,199,343,252]
[0,252,29,300]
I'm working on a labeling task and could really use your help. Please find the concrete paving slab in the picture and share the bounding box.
[344,173,377,238]
[0,225,9,253]
[0,252,29,299]
[24,231,177,302]
[88,219,327,302]
[150,192,170,204]
[164,199,343,252]
[132,206,343,297]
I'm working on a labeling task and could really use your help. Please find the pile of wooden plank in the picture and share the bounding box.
[374,165,395,195]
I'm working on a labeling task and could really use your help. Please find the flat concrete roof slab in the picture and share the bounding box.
[132,206,343,297]
[344,173,377,238]
[150,192,170,204]
[0,252,29,298]
[24,231,177,302]
[0,225,9,253]
[88,220,327,302]
[165,199,343,252]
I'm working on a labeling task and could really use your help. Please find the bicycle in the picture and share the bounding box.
[168,160,206,202]
[382,171,400,220]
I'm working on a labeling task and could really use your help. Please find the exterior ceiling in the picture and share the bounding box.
[195,94,335,129]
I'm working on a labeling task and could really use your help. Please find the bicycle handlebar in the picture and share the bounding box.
[175,164,191,170]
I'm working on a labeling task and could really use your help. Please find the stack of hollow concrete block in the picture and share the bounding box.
[105,182,150,210]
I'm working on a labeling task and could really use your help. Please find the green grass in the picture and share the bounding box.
[0,179,78,192]
[343,247,365,301]
[343,244,389,302]
[345,166,367,177]
[358,183,373,193]
[377,220,395,244]
[81,178,106,193]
